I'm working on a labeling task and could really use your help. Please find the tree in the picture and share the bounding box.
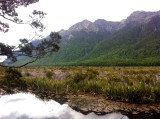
[0,0,44,32]
[0,0,61,67]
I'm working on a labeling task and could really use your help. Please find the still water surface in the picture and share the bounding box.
[0,93,129,119]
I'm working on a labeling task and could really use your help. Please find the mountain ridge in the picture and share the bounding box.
[13,10,160,66]
[60,10,160,39]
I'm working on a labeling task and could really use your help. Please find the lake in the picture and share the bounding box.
[0,92,128,119]
[0,55,7,62]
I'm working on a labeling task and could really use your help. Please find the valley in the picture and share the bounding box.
[19,11,160,66]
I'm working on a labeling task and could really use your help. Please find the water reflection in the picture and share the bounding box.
[0,93,129,119]
[0,55,7,62]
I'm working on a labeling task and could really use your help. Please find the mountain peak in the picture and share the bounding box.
[126,11,160,23]
[61,10,160,37]
[94,19,107,24]
[94,19,121,32]
[68,19,121,33]
[69,19,99,32]
[81,19,92,23]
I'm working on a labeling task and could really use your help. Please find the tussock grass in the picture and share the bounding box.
[1,66,160,103]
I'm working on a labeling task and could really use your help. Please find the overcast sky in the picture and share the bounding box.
[0,0,160,46]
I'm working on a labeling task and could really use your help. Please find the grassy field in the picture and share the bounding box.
[1,66,160,103]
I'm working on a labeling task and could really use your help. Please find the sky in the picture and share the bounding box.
[0,0,160,46]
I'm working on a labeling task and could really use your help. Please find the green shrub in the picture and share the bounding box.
[5,68,22,80]
[46,71,53,79]
[85,69,99,80]
[3,68,27,89]
[72,69,99,83]
[26,77,68,93]
[25,72,31,77]
[72,70,86,83]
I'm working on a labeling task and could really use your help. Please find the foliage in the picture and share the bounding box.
[22,66,160,103]
[72,68,99,83]
[45,71,53,79]
[0,0,41,32]
[5,68,22,80]
[1,66,160,103]
[0,0,61,67]
[2,68,27,89]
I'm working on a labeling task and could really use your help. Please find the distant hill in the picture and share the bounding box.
[15,10,160,66]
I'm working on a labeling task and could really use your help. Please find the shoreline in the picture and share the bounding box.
[1,88,160,119]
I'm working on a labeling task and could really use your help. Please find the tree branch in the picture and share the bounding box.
[0,14,26,24]
[16,57,39,68]
[0,57,39,68]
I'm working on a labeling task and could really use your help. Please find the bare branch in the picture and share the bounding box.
[14,57,39,68]
[0,57,38,68]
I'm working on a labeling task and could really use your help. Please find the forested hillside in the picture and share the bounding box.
[13,11,160,66]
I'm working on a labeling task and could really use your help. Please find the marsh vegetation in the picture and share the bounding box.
[1,66,160,103]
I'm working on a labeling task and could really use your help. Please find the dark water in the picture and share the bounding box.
[0,93,129,119]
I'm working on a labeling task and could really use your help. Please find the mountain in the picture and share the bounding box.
[126,11,160,23]
[67,19,121,32]
[15,10,160,66]
[94,19,121,32]
[69,20,98,32]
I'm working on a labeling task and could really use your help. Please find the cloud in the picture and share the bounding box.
[0,93,129,119]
